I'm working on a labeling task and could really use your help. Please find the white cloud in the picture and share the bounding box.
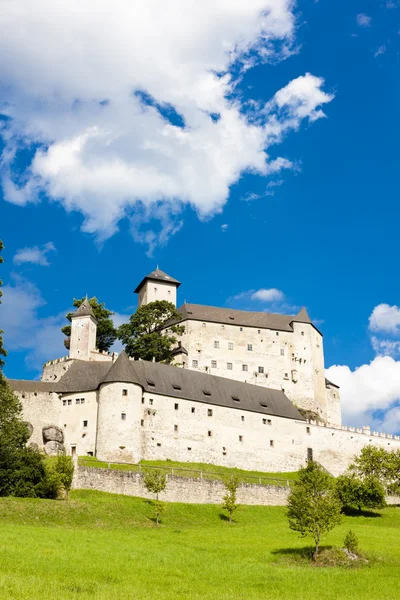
[356,13,372,27]
[369,303,400,335]
[0,276,66,370]
[326,356,400,432]
[251,288,285,302]
[374,45,386,58]
[371,336,400,358]
[0,1,333,249]
[221,224,229,232]
[13,242,56,266]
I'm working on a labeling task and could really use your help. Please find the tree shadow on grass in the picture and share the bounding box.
[342,507,382,518]
[219,512,238,523]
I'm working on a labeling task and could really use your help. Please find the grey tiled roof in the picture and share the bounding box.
[134,269,181,293]
[40,352,304,421]
[72,300,96,319]
[175,303,314,332]
[8,380,55,393]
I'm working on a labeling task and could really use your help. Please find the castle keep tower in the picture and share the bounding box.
[134,268,181,308]
[69,299,97,361]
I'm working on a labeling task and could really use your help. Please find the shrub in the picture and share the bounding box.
[344,530,359,555]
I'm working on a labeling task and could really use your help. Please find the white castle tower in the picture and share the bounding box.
[134,268,181,308]
[69,298,97,361]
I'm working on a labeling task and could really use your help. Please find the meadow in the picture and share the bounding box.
[0,490,399,600]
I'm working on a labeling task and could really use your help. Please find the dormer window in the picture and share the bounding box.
[172,384,181,390]
[147,380,155,387]
[203,390,211,397]
[232,396,240,402]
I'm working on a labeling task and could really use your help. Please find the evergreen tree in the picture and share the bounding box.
[62,296,117,352]
[118,301,185,363]
[287,462,342,561]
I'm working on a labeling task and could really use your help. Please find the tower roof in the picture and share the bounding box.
[291,307,312,324]
[134,268,181,293]
[102,351,136,384]
[71,298,97,320]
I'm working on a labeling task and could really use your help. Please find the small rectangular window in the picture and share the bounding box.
[208,430,212,437]
[258,329,261,334]
[191,407,195,413]
[149,398,154,405]
[68,399,72,406]
[242,364,248,372]
[267,419,272,425]
[239,435,243,442]
[174,424,178,432]
[227,362,233,370]
[83,420,88,428]
[262,418,267,425]
[228,342,234,350]
[284,372,289,378]
[280,348,285,356]
[247,344,253,351]
[276,332,279,336]
[157,443,161,447]
[211,360,217,368]
[141,398,145,404]
[63,400,66,406]
[270,440,274,448]
[122,389,128,396]
[121,413,126,421]
[306,427,311,434]
[80,398,85,404]
[141,419,144,426]
[241,415,245,422]
[307,447,313,462]
[208,409,213,417]
[301,331,304,336]
[214,341,219,348]
[258,366,264,374]
[188,447,192,451]
[76,398,80,404]
[192,359,198,367]
[175,403,179,410]
[240,327,243,332]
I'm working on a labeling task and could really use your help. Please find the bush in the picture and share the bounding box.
[344,530,359,555]
[335,473,386,513]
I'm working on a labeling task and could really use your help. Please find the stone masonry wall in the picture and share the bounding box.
[72,466,290,505]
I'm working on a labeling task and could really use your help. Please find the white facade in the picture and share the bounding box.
[138,279,178,308]
[69,314,97,360]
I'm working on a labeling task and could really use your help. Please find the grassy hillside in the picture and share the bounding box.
[0,490,399,600]
[78,456,299,486]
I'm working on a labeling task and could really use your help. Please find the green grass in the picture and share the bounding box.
[78,456,299,486]
[0,490,399,599]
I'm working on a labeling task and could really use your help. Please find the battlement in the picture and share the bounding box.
[308,419,400,441]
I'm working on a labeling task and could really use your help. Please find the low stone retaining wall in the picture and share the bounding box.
[72,466,290,505]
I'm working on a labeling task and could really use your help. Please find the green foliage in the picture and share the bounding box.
[335,473,386,513]
[0,240,8,370]
[350,446,400,496]
[62,297,117,352]
[287,462,342,561]
[143,469,167,525]
[117,300,185,363]
[52,455,75,499]
[222,474,240,523]
[344,530,359,555]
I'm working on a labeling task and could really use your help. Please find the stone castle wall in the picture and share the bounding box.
[72,466,290,505]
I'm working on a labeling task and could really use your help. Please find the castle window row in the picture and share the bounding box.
[63,397,85,406]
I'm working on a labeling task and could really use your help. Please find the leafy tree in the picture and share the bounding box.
[222,475,240,523]
[143,469,167,525]
[118,301,185,363]
[335,473,386,513]
[350,446,400,495]
[0,240,7,369]
[62,297,117,352]
[52,454,75,500]
[287,462,342,561]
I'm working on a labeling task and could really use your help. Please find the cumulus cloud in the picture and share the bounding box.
[369,303,400,335]
[374,44,387,58]
[0,276,66,370]
[0,1,333,249]
[251,288,285,302]
[13,242,56,266]
[356,13,372,27]
[326,356,400,432]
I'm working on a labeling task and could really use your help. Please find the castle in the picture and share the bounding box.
[9,269,400,476]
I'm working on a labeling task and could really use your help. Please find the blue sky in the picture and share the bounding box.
[1,1,400,432]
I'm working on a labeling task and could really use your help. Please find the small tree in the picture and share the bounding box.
[143,469,167,525]
[335,473,386,513]
[117,301,185,363]
[62,297,117,352]
[222,475,240,523]
[53,454,75,500]
[344,530,359,555]
[287,462,342,561]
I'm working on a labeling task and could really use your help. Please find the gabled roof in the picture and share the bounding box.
[134,269,181,293]
[19,355,305,421]
[71,299,96,320]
